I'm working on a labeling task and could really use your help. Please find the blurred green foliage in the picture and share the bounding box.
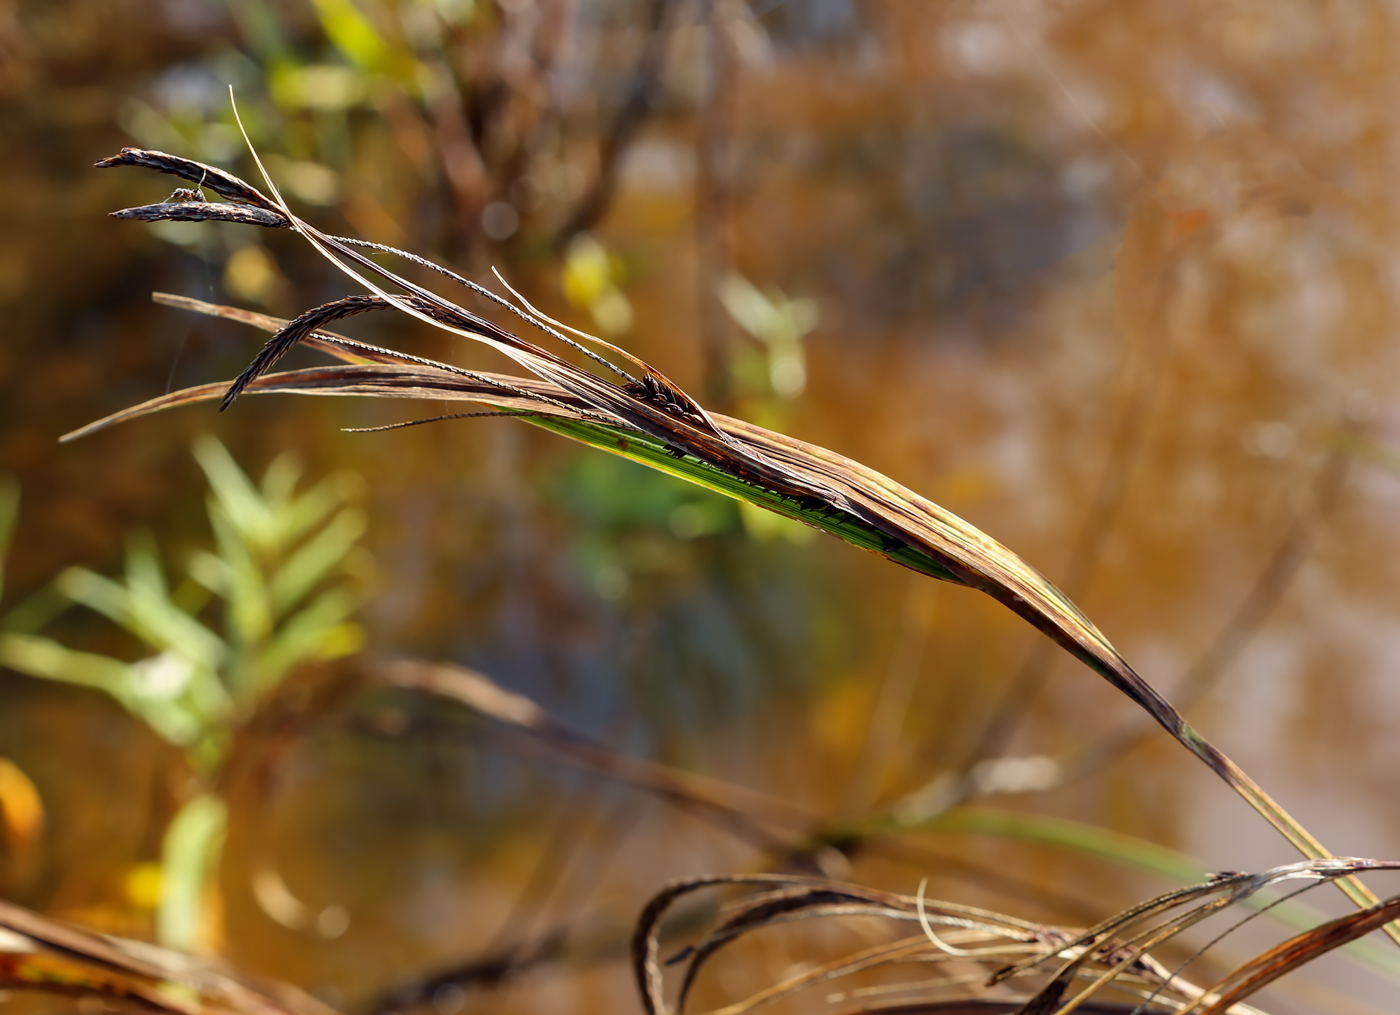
[562,233,635,335]
[0,437,370,949]
[719,273,817,402]
[555,452,740,602]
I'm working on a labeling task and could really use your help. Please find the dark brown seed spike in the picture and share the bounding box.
[95,147,285,215]
[110,202,290,229]
[221,295,390,412]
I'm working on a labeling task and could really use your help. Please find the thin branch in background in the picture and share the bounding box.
[224,654,1389,1008]
[488,665,640,952]
[486,768,618,948]
[695,0,738,409]
[999,0,1143,178]
[532,792,650,938]
[496,621,664,947]
[556,0,679,243]
[961,236,1179,765]
[839,577,935,816]
[377,659,806,847]
[1062,433,1351,783]
[367,935,568,1013]
[372,799,650,1015]
[419,56,491,241]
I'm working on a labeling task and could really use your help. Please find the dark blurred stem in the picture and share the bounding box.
[961,286,1173,764]
[1061,437,1351,783]
[695,0,736,410]
[488,752,618,951]
[839,578,932,815]
[490,661,640,952]
[557,0,677,243]
[422,58,490,243]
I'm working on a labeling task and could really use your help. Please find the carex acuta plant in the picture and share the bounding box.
[74,125,1399,945]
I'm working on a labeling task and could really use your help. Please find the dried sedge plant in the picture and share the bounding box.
[73,136,1394,947]
[631,865,1400,1015]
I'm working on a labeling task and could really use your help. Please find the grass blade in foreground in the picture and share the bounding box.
[81,148,1392,939]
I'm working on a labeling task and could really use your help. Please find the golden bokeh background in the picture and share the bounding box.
[4,1,1400,1012]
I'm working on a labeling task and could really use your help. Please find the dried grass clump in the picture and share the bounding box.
[631,866,1400,1015]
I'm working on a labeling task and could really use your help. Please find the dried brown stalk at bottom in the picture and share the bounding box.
[0,898,337,1015]
[87,147,1392,936]
[634,865,1400,1015]
[1190,892,1400,1014]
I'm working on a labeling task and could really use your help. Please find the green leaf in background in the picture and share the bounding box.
[718,274,817,400]
[0,476,17,605]
[9,436,368,726]
[0,438,370,950]
[307,0,389,74]
[58,549,227,674]
[269,506,366,615]
[157,794,228,953]
[208,499,276,664]
[0,634,214,750]
[259,587,362,688]
[194,435,280,554]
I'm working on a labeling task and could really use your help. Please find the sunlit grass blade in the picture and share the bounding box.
[62,354,1373,915]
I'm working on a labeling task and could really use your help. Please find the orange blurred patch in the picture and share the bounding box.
[810,678,876,759]
[0,756,43,853]
[1166,207,1210,241]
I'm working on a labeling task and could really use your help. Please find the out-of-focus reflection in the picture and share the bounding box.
[4,2,1400,1013]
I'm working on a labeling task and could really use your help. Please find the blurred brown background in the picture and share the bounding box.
[3,1,1400,1012]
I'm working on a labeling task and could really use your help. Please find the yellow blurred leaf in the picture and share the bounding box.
[125,862,163,911]
[562,233,613,308]
[224,246,288,308]
[307,0,388,73]
[316,621,366,659]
